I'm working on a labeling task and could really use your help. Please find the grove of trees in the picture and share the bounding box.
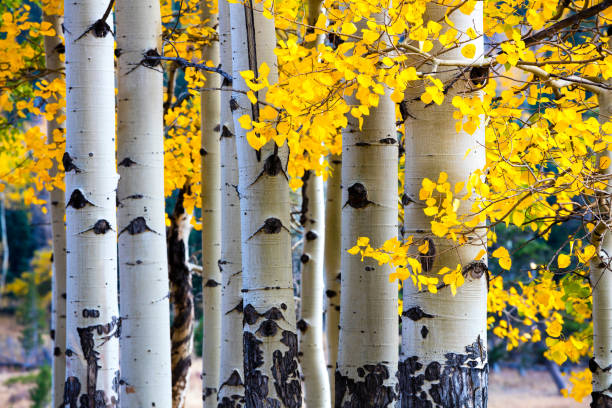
[0,0,611,406]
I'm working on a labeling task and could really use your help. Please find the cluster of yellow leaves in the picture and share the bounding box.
[4,249,53,308]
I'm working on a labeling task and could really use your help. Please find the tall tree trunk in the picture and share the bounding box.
[217,0,245,405]
[400,4,488,407]
[116,0,172,405]
[0,194,8,299]
[324,154,341,399]
[589,58,612,407]
[335,15,399,405]
[299,170,330,407]
[230,1,302,405]
[42,10,67,407]
[168,187,194,408]
[63,0,120,405]
[200,2,222,405]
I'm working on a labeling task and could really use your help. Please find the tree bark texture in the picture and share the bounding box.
[63,0,120,405]
[116,0,173,405]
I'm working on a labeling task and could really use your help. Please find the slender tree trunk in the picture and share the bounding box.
[200,2,222,405]
[0,194,9,301]
[324,154,341,398]
[116,0,172,405]
[63,0,120,405]
[589,64,612,407]
[400,4,488,407]
[335,15,399,405]
[168,187,194,408]
[299,170,330,407]
[230,1,302,405]
[42,11,67,407]
[217,0,245,405]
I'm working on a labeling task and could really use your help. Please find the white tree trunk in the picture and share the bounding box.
[324,154,341,398]
[217,0,245,405]
[400,4,488,406]
[63,0,120,405]
[230,1,302,405]
[299,171,330,408]
[590,71,612,406]
[200,3,222,406]
[42,11,67,407]
[336,67,399,408]
[116,0,172,406]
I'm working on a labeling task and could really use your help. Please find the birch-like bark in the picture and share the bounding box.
[63,0,120,405]
[42,11,66,407]
[324,154,341,397]
[168,187,194,408]
[200,2,222,405]
[0,194,8,297]
[401,4,488,406]
[335,15,399,404]
[217,0,245,405]
[589,64,612,406]
[116,0,172,406]
[299,170,330,407]
[230,1,302,405]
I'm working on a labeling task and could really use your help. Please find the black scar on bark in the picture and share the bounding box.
[262,307,284,321]
[244,331,277,407]
[296,319,308,332]
[402,306,434,321]
[379,137,397,144]
[67,189,94,209]
[205,279,221,287]
[300,254,310,264]
[82,309,100,318]
[54,42,65,54]
[243,304,260,325]
[469,66,489,87]
[214,124,221,132]
[54,347,61,356]
[77,325,100,408]
[118,157,137,167]
[591,391,612,407]
[256,319,279,337]
[226,299,244,315]
[119,216,157,236]
[219,370,244,391]
[355,142,371,147]
[65,349,74,357]
[229,98,239,112]
[398,100,416,124]
[345,183,375,209]
[398,338,488,408]
[142,48,161,67]
[114,48,122,58]
[50,329,55,340]
[203,387,217,401]
[401,194,416,206]
[418,238,436,273]
[221,125,233,139]
[63,376,81,408]
[93,219,111,234]
[420,326,429,339]
[200,148,208,156]
[305,231,318,241]
[271,331,302,408]
[112,370,120,394]
[326,290,337,298]
[335,363,397,407]
[248,217,290,240]
[63,152,81,173]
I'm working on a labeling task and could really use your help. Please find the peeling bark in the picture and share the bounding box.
[63,0,119,404]
[401,3,488,407]
[168,188,194,408]
[116,0,172,405]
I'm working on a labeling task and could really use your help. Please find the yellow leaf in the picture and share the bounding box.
[347,246,360,255]
[357,237,370,247]
[461,44,476,59]
[341,22,357,35]
[492,246,509,259]
[238,114,252,130]
[600,156,610,170]
[499,257,511,270]
[558,254,571,269]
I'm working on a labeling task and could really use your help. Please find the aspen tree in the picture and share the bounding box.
[297,1,330,404]
[42,11,66,407]
[324,154,341,397]
[335,13,399,406]
[217,0,245,404]
[589,42,612,406]
[230,0,302,405]
[116,0,172,405]
[168,186,194,408]
[400,3,488,406]
[200,1,222,405]
[62,0,120,404]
